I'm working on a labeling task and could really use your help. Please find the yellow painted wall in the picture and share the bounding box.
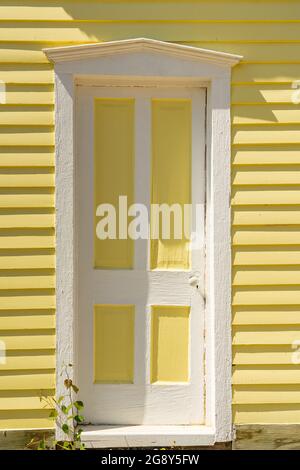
[0,0,299,429]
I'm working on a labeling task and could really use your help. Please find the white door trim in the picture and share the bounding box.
[44,38,242,446]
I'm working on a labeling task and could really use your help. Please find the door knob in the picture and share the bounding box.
[189,275,199,287]
[189,275,205,300]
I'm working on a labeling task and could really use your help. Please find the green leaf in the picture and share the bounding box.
[74,400,84,410]
[74,414,84,423]
[57,396,64,404]
[62,441,71,450]
[61,405,68,415]
[38,439,46,450]
[72,384,79,393]
[62,423,69,434]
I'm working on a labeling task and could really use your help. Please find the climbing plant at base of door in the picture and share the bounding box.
[27,365,85,450]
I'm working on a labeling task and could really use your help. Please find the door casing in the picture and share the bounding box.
[45,37,242,444]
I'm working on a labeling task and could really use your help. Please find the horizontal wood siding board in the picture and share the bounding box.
[233,424,300,450]
[1,2,300,22]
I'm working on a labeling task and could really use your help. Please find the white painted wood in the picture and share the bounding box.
[44,37,242,66]
[76,86,206,425]
[81,424,215,448]
[206,77,232,442]
[55,73,76,402]
[50,38,241,445]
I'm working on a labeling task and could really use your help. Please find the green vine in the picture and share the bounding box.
[28,364,85,450]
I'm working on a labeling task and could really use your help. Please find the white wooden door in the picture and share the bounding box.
[76,85,206,425]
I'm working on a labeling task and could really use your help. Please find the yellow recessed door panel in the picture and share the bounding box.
[94,304,135,384]
[94,98,134,269]
[151,305,190,383]
[151,99,191,270]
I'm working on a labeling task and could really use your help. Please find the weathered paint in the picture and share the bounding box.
[151,99,191,270]
[94,98,134,269]
[0,0,299,429]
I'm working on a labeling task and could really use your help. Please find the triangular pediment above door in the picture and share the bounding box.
[44,37,242,66]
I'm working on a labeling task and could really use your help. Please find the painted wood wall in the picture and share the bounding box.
[0,0,299,430]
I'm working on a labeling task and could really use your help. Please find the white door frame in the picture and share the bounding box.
[44,38,242,447]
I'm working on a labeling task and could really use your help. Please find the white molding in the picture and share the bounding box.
[50,38,241,446]
[82,425,215,449]
[44,37,242,66]
[75,75,209,88]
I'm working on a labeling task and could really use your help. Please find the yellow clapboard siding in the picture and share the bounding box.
[232,85,297,105]
[233,405,300,424]
[0,312,54,330]
[0,394,53,410]
[2,2,300,22]
[233,148,300,166]
[233,387,300,404]
[0,273,55,290]
[233,287,300,305]
[189,42,300,63]
[232,188,300,206]
[0,352,55,371]
[1,23,300,43]
[0,233,55,250]
[233,267,300,286]
[0,66,53,84]
[0,193,54,208]
[233,227,300,246]
[232,64,300,84]
[232,208,300,226]
[0,410,53,429]
[233,126,300,145]
[0,47,49,64]
[4,85,54,105]
[233,328,300,346]
[0,293,55,310]
[0,214,54,229]
[0,108,54,126]
[0,253,54,270]
[0,172,54,188]
[233,308,300,325]
[233,367,300,385]
[0,150,54,167]
[233,347,298,365]
[0,371,54,390]
[0,332,55,350]
[233,248,300,266]
[0,127,54,146]
[233,166,300,186]
[232,106,300,125]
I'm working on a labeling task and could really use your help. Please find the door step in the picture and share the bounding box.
[81,425,215,448]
